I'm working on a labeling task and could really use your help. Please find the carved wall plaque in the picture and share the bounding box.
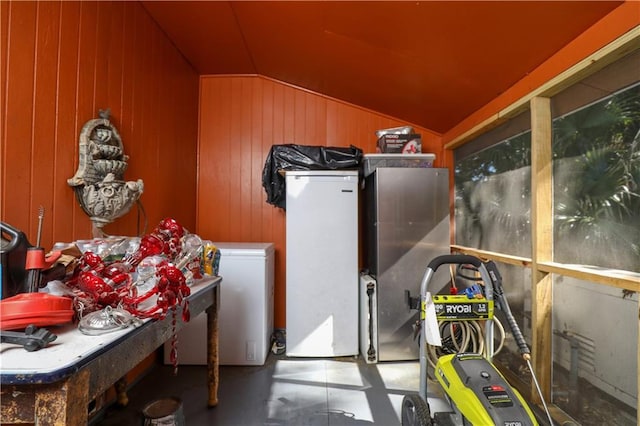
[68,109,144,236]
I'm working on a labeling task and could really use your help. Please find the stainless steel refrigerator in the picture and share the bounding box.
[361,164,450,362]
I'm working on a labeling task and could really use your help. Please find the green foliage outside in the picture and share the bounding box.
[455,83,640,272]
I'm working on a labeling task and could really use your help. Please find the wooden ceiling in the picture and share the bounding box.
[141,1,623,134]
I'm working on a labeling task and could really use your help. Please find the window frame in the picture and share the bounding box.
[447,28,640,425]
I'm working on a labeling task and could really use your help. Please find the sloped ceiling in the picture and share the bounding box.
[141,1,623,134]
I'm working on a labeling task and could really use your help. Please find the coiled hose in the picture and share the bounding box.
[425,316,506,369]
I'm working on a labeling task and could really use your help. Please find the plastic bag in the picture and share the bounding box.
[262,144,363,209]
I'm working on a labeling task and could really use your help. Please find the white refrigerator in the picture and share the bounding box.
[164,242,275,365]
[285,170,359,357]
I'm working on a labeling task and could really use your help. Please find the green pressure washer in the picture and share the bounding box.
[401,254,554,426]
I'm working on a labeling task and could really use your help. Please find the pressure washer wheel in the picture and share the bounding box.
[401,394,432,426]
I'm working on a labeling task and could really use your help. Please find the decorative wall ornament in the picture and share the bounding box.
[68,109,144,237]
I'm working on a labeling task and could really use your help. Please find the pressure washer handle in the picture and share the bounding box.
[426,254,482,272]
[496,292,531,357]
[482,260,530,356]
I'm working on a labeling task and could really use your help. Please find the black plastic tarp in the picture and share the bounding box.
[262,144,363,209]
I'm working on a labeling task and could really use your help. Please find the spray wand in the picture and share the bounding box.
[485,260,555,425]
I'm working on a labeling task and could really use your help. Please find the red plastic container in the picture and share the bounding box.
[0,293,74,330]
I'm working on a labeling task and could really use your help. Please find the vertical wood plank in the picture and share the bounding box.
[240,78,252,241]
[530,96,553,403]
[120,1,135,148]
[250,77,264,241]
[229,78,243,241]
[106,1,124,123]
[0,0,7,228]
[52,1,80,241]
[0,0,8,206]
[260,79,274,243]
[32,1,61,246]
[93,1,110,116]
[3,1,37,232]
[73,0,98,238]
[218,78,232,240]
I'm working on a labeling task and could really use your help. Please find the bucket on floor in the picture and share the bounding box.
[142,396,185,426]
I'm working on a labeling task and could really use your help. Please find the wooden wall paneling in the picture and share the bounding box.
[220,78,234,242]
[136,3,153,223]
[197,79,231,241]
[134,8,154,235]
[325,96,338,147]
[151,9,198,233]
[244,76,255,241]
[31,1,61,247]
[215,78,232,240]
[108,1,135,235]
[293,89,306,144]
[0,0,7,168]
[138,0,198,232]
[4,1,199,248]
[138,2,159,233]
[197,75,445,330]
[51,1,81,243]
[317,96,330,146]
[145,20,163,230]
[282,84,296,144]
[252,78,264,241]
[119,1,134,159]
[239,78,252,242]
[93,2,110,117]
[73,0,99,239]
[250,77,265,241]
[198,79,219,240]
[122,1,143,232]
[213,77,231,241]
[355,108,373,150]
[259,79,275,244]
[331,102,348,147]
[236,77,247,240]
[228,78,243,241]
[0,0,7,222]
[106,1,124,120]
[102,2,127,231]
[3,1,36,235]
[170,47,191,207]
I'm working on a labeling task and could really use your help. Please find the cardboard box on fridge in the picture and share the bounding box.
[376,134,422,154]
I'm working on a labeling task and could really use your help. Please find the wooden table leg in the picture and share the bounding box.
[35,369,90,425]
[115,377,129,406]
[206,286,219,407]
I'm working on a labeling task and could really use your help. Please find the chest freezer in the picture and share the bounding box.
[164,242,275,365]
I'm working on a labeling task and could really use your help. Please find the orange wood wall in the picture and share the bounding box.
[1,1,199,249]
[3,0,635,335]
[197,75,443,329]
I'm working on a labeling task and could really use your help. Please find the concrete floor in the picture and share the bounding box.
[94,353,422,425]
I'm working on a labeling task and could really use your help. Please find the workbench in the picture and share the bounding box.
[0,276,221,424]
